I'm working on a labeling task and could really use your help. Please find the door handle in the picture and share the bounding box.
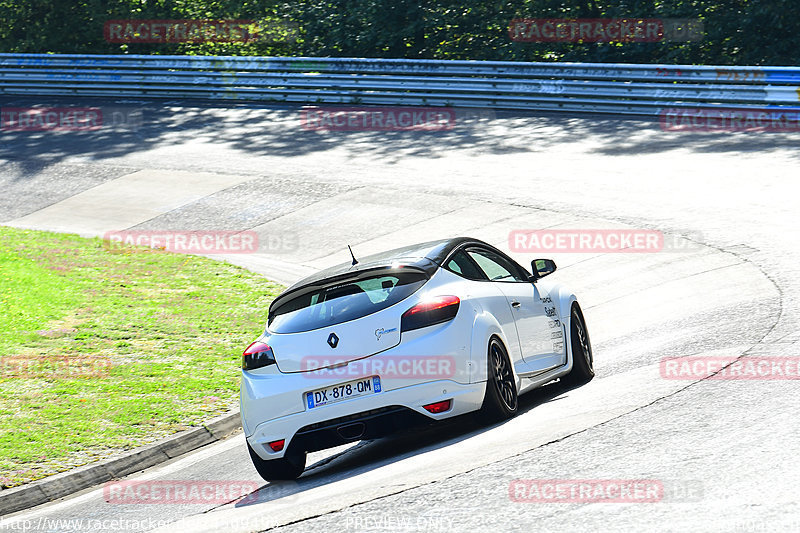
[511,301,521,308]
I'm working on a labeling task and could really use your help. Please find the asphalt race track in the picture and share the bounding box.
[1,97,799,532]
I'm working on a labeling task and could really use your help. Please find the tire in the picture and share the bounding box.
[247,441,306,481]
[561,303,594,386]
[478,337,518,421]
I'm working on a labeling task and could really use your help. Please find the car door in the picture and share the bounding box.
[465,248,564,374]
[443,250,525,368]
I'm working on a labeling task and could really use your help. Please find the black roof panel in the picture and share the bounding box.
[269,237,493,313]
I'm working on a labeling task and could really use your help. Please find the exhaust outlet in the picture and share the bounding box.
[336,422,366,440]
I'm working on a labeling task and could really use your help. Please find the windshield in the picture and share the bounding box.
[268,270,428,333]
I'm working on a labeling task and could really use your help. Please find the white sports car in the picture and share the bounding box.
[240,237,593,480]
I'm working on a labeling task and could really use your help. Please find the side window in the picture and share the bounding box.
[467,249,528,282]
[445,251,487,281]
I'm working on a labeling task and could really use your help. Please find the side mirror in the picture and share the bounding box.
[530,259,557,281]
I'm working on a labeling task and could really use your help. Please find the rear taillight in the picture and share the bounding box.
[401,295,460,332]
[242,341,276,370]
[423,400,452,414]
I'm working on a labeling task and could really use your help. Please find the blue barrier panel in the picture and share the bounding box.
[1,54,798,115]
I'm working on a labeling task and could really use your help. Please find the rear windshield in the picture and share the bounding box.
[268,270,428,334]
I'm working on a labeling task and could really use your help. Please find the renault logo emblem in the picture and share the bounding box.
[327,333,339,348]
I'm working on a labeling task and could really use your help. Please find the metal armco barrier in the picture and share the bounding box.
[1,53,799,115]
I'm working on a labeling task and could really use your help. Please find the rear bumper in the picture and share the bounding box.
[245,378,486,460]
[292,405,427,453]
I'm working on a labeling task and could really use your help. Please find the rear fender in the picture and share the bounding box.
[469,309,520,388]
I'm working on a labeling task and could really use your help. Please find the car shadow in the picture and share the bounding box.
[234,377,586,508]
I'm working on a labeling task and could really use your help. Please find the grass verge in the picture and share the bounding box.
[0,226,283,488]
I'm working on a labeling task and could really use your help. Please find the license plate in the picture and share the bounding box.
[305,376,381,409]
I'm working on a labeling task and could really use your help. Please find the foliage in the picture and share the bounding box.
[0,2,797,75]
[280,0,800,65]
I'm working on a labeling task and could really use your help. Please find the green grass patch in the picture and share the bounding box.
[0,226,283,488]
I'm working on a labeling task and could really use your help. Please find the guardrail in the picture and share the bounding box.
[1,53,799,115]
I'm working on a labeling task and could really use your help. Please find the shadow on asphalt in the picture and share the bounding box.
[3,96,800,173]
[234,377,587,509]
